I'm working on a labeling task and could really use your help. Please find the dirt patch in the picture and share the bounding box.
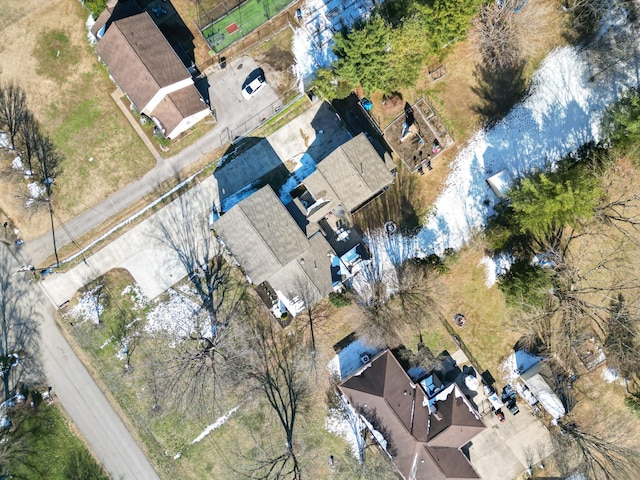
[247,27,297,98]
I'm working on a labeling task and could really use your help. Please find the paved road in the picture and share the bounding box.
[21,56,278,267]
[2,244,161,480]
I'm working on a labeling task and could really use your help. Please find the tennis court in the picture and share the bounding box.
[201,0,293,52]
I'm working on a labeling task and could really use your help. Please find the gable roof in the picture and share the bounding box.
[148,86,208,136]
[97,12,190,111]
[339,350,484,480]
[305,133,393,213]
[214,186,313,285]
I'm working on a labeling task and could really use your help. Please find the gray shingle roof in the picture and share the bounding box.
[214,186,311,285]
[312,133,394,212]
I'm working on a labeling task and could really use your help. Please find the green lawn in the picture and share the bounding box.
[202,0,292,52]
[6,402,108,479]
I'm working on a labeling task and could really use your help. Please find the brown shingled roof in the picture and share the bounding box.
[148,85,208,137]
[339,350,484,480]
[97,12,190,111]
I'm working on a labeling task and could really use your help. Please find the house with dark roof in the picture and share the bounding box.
[214,133,394,317]
[339,350,484,480]
[92,2,211,139]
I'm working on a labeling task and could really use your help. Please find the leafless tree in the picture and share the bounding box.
[603,293,640,386]
[109,309,140,373]
[551,414,640,480]
[291,277,329,357]
[474,0,521,73]
[0,81,27,150]
[241,307,311,480]
[152,192,249,414]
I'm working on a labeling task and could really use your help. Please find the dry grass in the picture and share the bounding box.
[0,0,154,240]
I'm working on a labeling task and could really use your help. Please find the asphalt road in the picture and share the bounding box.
[2,243,160,479]
[21,56,278,268]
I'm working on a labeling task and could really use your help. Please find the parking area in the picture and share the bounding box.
[205,55,281,141]
[449,349,553,480]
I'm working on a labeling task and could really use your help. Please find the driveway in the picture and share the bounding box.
[207,55,281,142]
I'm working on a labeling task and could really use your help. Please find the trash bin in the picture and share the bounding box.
[219,56,227,69]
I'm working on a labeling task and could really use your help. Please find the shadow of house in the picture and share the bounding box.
[92,0,212,139]
[339,349,485,480]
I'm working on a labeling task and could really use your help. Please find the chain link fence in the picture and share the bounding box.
[218,92,304,144]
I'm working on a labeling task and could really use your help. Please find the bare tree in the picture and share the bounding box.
[0,81,27,150]
[551,415,640,480]
[152,193,249,414]
[291,277,329,357]
[241,308,311,479]
[109,309,140,373]
[603,293,640,385]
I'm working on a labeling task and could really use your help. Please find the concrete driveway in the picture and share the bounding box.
[41,178,218,306]
[207,55,280,142]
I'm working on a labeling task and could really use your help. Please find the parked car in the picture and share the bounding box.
[501,385,520,415]
[242,69,266,100]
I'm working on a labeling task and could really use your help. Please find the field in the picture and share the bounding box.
[201,0,293,52]
[0,0,154,240]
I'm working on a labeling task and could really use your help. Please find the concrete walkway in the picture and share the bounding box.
[2,244,161,480]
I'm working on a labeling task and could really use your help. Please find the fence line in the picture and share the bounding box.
[196,9,299,73]
[223,92,305,144]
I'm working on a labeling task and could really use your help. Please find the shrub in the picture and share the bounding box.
[624,394,640,419]
[329,292,351,308]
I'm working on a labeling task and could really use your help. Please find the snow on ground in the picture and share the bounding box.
[121,284,149,310]
[0,132,10,149]
[145,288,199,339]
[325,405,365,459]
[363,28,640,285]
[191,406,239,445]
[292,0,377,89]
[65,285,104,324]
[328,338,382,380]
[501,350,542,384]
[478,253,514,287]
[26,182,46,206]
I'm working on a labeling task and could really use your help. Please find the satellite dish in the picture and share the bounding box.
[333,206,346,218]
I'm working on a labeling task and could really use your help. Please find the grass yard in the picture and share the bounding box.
[0,0,154,240]
[201,0,292,52]
[6,401,108,479]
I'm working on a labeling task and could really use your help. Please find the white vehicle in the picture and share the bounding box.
[242,69,266,100]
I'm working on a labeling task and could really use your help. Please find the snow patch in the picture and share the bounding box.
[66,285,104,324]
[328,338,383,380]
[478,253,513,288]
[291,0,377,89]
[191,406,239,444]
[601,366,619,383]
[145,289,200,339]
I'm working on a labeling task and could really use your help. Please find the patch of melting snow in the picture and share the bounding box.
[362,24,640,293]
[191,406,239,445]
[26,182,46,206]
[145,289,199,339]
[121,283,150,311]
[478,253,513,288]
[291,0,376,89]
[601,366,619,383]
[66,285,104,324]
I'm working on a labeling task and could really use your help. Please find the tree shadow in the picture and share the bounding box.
[471,59,528,127]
